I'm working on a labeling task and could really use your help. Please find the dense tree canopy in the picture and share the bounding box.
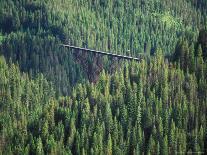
[0,0,207,154]
[0,0,207,95]
[0,38,207,153]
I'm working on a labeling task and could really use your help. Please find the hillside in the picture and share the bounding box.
[0,47,207,154]
[0,0,207,154]
[0,0,207,95]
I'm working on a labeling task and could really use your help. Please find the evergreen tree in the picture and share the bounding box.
[36,137,44,155]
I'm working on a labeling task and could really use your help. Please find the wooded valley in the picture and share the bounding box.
[0,0,207,154]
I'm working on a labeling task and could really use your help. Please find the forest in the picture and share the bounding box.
[0,0,207,154]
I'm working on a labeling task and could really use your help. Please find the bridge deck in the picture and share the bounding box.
[61,44,141,61]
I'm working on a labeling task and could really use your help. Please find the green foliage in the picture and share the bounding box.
[0,34,3,45]
[0,0,207,154]
[152,11,182,29]
[0,41,206,153]
[198,29,207,59]
[0,0,206,95]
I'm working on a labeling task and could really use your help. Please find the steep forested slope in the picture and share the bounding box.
[0,44,207,154]
[0,0,207,154]
[0,0,207,95]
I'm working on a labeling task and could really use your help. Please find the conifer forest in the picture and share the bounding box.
[0,0,207,154]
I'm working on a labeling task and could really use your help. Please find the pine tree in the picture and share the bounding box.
[197,29,207,59]
[196,45,204,79]
[189,44,195,73]
[198,125,204,152]
[147,135,156,155]
[104,102,113,136]
[36,137,44,155]
[162,135,168,155]
[106,134,113,155]
[156,142,160,155]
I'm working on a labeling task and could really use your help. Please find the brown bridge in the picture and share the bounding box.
[61,44,142,61]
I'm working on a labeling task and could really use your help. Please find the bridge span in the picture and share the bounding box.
[61,44,142,61]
